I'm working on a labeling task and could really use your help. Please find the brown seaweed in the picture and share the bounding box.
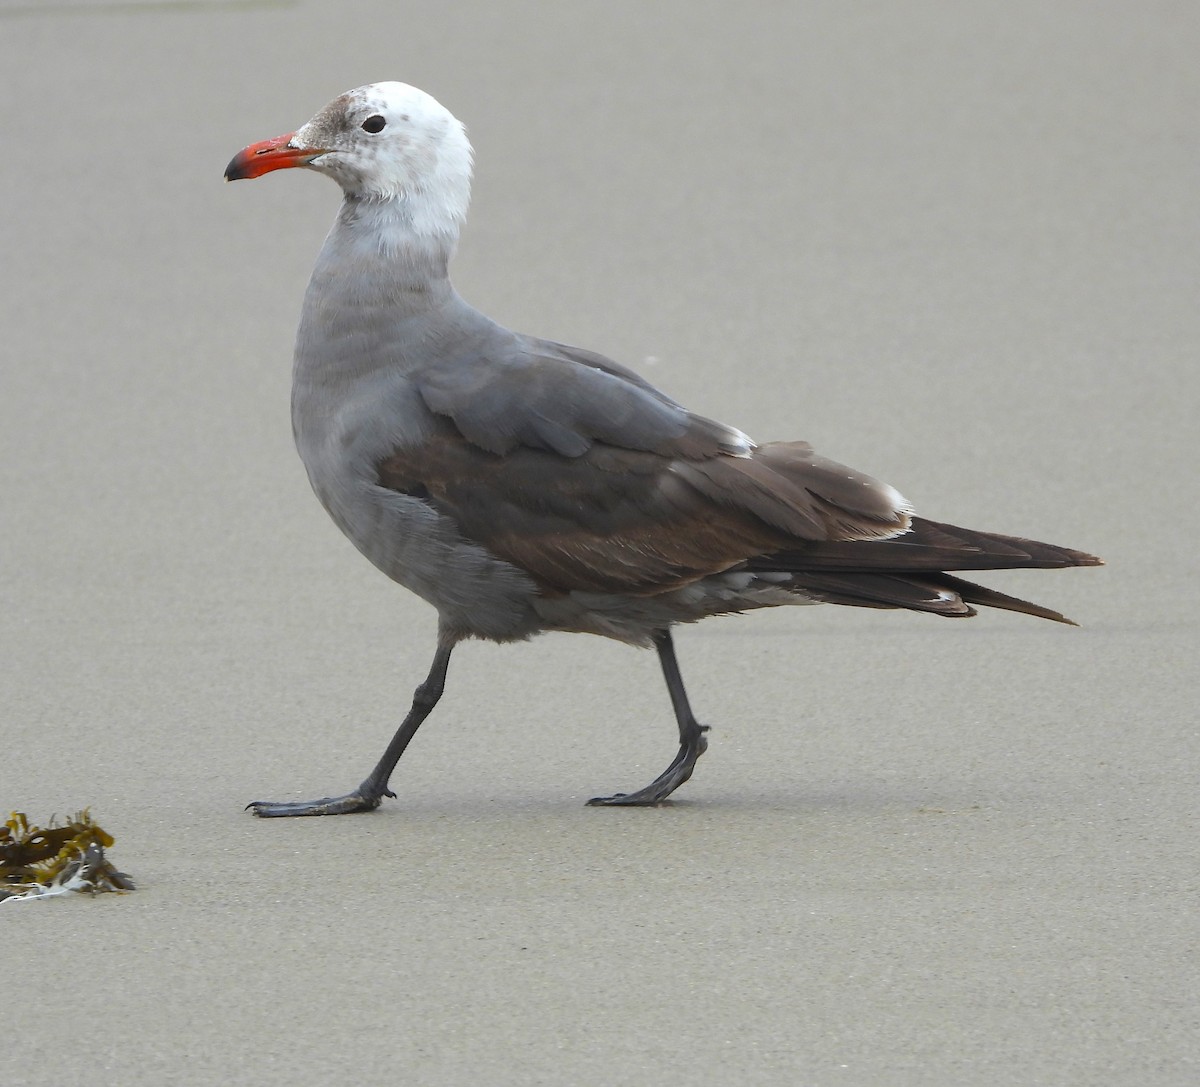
[0,811,134,902]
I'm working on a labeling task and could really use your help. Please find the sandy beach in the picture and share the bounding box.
[3,2,1197,1083]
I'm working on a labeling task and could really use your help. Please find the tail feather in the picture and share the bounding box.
[746,518,1101,624]
[789,572,977,617]
[931,573,1078,625]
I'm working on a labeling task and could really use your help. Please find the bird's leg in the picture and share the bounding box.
[587,629,709,806]
[247,642,454,817]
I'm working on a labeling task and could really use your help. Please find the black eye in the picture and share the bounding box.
[361,115,386,134]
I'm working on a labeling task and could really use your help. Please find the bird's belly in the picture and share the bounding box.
[298,440,541,641]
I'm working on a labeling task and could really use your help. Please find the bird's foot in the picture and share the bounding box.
[586,787,678,807]
[246,782,394,817]
[586,726,709,807]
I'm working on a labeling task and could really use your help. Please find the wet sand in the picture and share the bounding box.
[3,2,1197,1084]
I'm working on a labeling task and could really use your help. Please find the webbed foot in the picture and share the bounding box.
[246,784,393,817]
[587,725,708,807]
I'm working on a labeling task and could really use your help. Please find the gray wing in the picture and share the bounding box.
[381,330,911,595]
[408,332,754,459]
[376,334,1099,610]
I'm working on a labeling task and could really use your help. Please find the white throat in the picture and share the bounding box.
[333,195,460,278]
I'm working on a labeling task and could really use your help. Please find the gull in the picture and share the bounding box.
[225,82,1100,815]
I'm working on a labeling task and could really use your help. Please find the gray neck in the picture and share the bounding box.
[309,195,460,310]
[295,193,486,391]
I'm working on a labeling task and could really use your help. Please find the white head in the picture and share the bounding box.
[226,82,474,238]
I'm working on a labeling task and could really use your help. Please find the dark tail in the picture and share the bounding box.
[746,518,1102,624]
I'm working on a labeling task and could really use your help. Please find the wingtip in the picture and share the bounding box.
[1061,547,1104,568]
[1035,607,1081,626]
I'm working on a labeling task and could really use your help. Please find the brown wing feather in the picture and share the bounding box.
[747,517,1102,573]
[375,422,910,595]
[376,419,1098,616]
[378,428,781,594]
